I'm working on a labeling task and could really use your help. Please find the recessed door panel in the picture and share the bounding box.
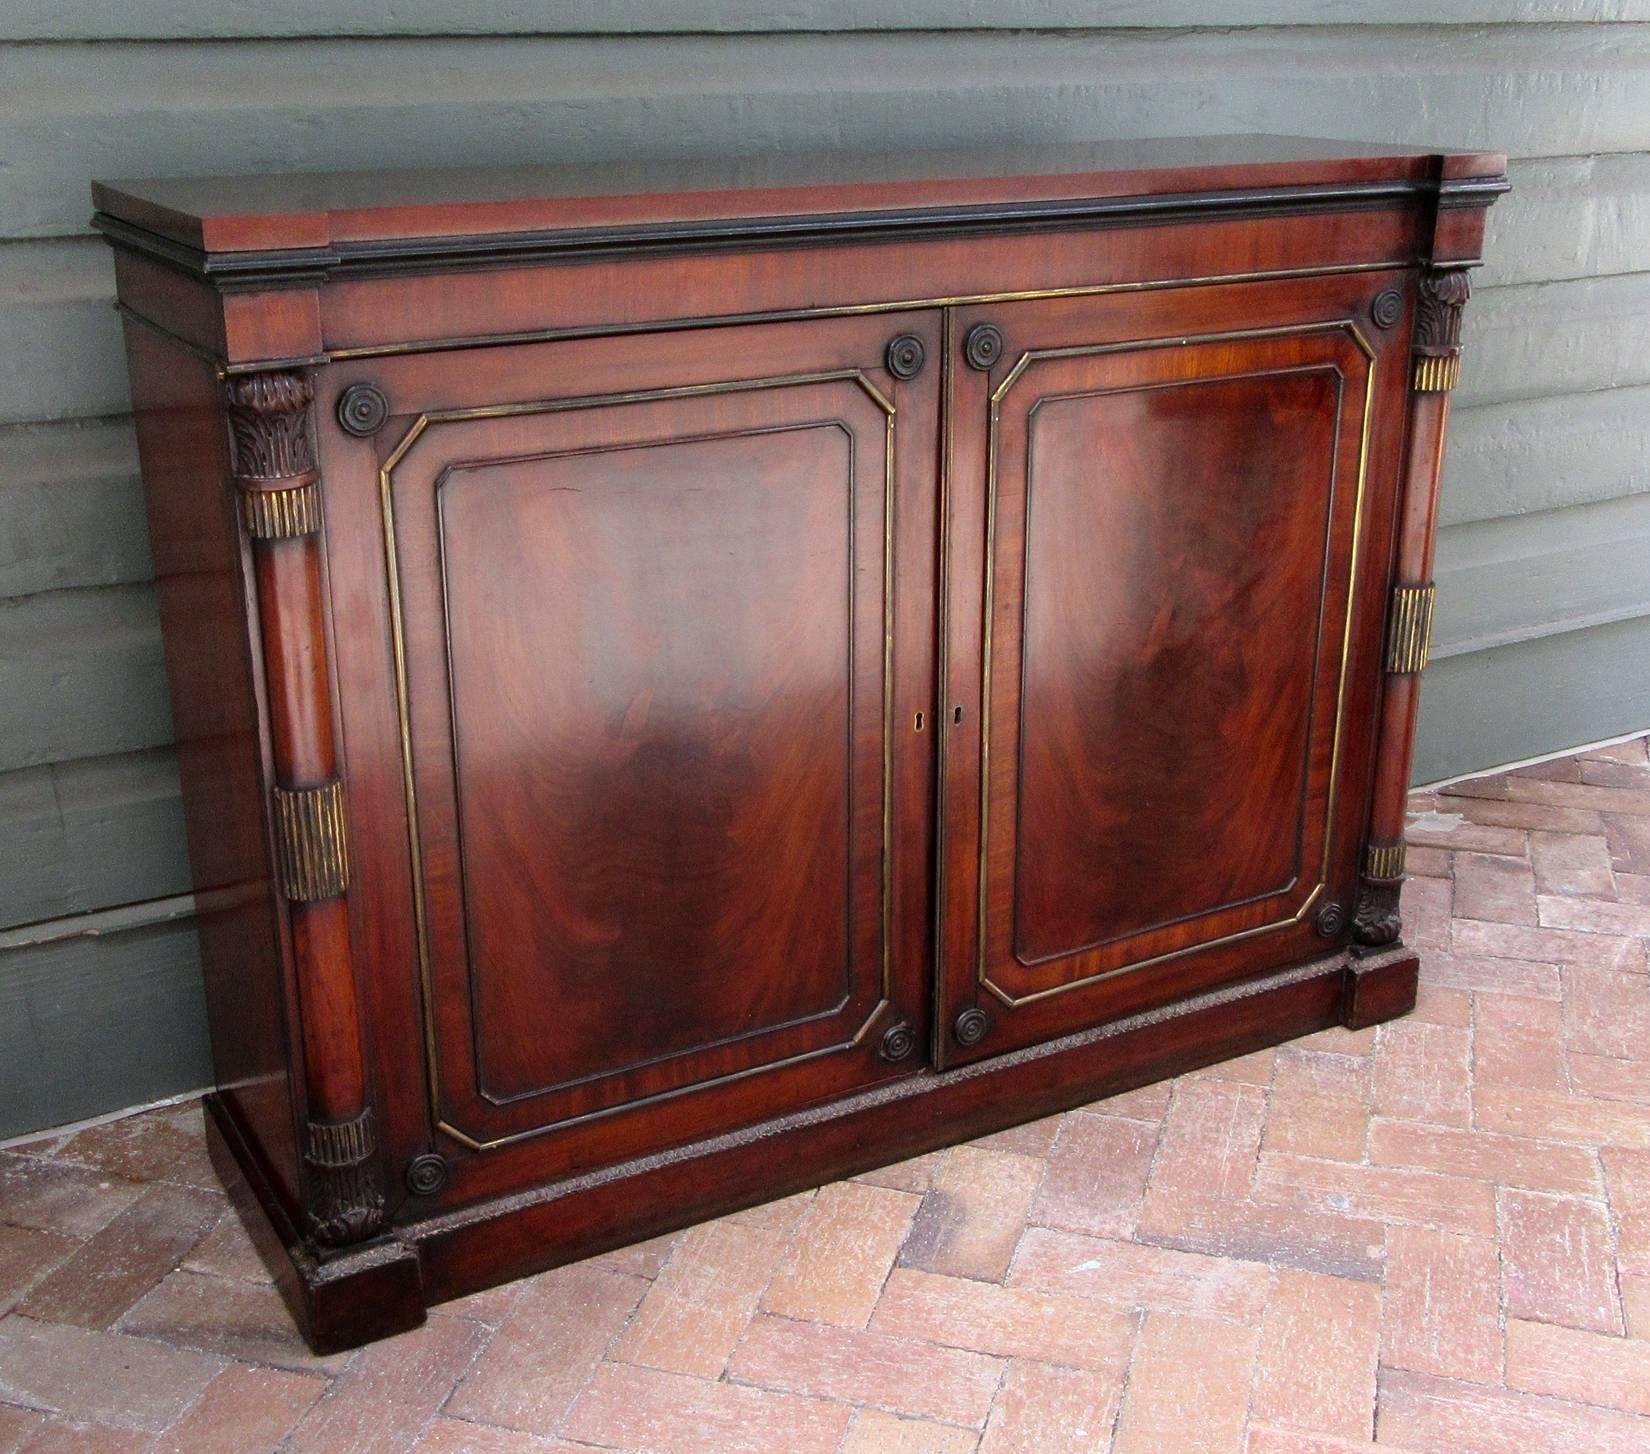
[938,279,1403,1063]
[439,425,859,1099]
[1014,368,1338,963]
[369,316,939,1154]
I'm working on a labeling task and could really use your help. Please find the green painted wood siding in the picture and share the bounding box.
[1,10,1645,1134]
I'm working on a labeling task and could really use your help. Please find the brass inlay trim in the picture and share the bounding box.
[1365,841,1406,883]
[240,480,321,540]
[1412,353,1461,393]
[122,263,1408,379]
[272,780,351,901]
[327,261,1401,363]
[975,320,1375,1008]
[380,369,898,1152]
[1386,583,1435,675]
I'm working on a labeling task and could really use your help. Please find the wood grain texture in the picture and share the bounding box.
[1007,352,1339,961]
[388,359,924,1141]
[935,272,1408,1062]
[5,1,1622,1144]
[98,140,1492,1339]
[118,322,302,1213]
[322,309,940,1183]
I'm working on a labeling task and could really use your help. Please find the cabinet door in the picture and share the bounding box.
[356,314,939,1161]
[936,276,1407,1064]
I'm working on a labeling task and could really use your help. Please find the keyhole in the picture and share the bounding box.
[952,706,964,726]
[913,711,925,733]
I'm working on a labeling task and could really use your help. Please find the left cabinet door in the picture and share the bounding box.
[331,313,940,1169]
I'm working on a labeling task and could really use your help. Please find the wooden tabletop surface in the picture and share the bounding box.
[92,135,1508,256]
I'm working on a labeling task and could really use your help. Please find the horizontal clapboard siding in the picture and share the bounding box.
[1486,153,1650,285]
[1,16,1645,1134]
[0,915,210,1135]
[7,29,1650,238]
[0,418,149,596]
[1433,491,1650,657]
[0,750,190,932]
[0,587,171,774]
[1443,385,1650,526]
[1416,614,1650,786]
[6,2,1650,39]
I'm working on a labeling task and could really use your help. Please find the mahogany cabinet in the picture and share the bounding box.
[94,137,1505,1349]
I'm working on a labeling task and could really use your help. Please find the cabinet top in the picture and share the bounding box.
[94,135,1506,268]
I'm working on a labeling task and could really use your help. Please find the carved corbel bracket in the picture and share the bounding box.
[304,1109,387,1247]
[1411,266,1471,394]
[1352,840,1405,948]
[227,371,324,540]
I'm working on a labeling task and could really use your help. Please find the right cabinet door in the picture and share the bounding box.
[936,273,1411,1065]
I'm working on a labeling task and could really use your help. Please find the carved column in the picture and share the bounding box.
[226,371,386,1246]
[1353,266,1471,947]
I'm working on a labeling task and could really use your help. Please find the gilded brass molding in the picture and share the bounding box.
[126,261,1407,380]
[239,480,321,540]
[305,1106,375,1166]
[1364,840,1406,883]
[1386,583,1436,675]
[325,260,1402,363]
[271,780,351,901]
[1353,841,1406,947]
[225,367,326,539]
[1412,354,1461,393]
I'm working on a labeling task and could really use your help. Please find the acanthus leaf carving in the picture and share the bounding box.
[225,370,317,483]
[303,1108,387,1249]
[1413,266,1471,353]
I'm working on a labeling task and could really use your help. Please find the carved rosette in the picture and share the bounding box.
[225,371,322,539]
[303,1110,387,1247]
[1412,267,1471,393]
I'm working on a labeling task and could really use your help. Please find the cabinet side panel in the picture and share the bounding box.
[121,320,301,1212]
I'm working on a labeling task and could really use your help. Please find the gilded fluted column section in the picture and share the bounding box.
[1353,267,1470,947]
[226,370,386,1246]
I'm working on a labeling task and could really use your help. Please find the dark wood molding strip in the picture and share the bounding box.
[92,173,1508,289]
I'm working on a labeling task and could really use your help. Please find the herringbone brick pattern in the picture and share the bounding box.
[3,736,1649,1452]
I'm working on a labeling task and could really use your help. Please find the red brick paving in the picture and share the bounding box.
[2,735,1648,1450]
